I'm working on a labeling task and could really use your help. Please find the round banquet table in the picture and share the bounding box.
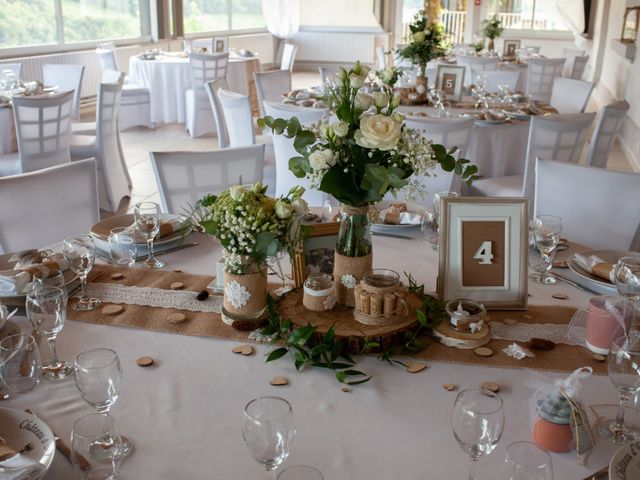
[128,54,261,125]
[3,232,628,479]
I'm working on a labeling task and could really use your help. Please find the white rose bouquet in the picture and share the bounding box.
[375,66,403,93]
[195,182,308,274]
[397,10,451,77]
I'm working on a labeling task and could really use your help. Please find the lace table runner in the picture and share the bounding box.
[489,321,582,346]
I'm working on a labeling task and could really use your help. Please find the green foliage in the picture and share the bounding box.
[482,14,504,40]
[397,10,452,67]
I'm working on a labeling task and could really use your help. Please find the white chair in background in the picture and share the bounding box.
[217,88,256,147]
[185,52,229,138]
[96,45,118,72]
[526,58,565,103]
[565,55,589,80]
[263,101,328,206]
[0,91,74,177]
[281,43,298,71]
[470,69,520,93]
[1,63,22,79]
[585,99,630,168]
[319,66,342,86]
[524,45,541,54]
[0,158,99,253]
[535,159,640,251]
[70,83,130,212]
[549,78,594,114]
[205,78,230,149]
[469,113,595,216]
[376,46,387,70]
[42,64,85,120]
[254,70,292,118]
[456,56,498,86]
[150,145,265,214]
[562,48,585,76]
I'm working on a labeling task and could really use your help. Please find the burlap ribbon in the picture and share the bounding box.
[333,252,373,307]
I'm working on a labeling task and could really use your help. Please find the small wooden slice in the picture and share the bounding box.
[504,318,518,325]
[481,382,500,393]
[102,305,124,316]
[593,354,606,362]
[136,356,154,367]
[110,272,124,280]
[521,314,533,320]
[270,376,289,386]
[170,282,184,290]
[443,384,457,391]
[405,361,428,373]
[167,313,186,324]
[341,386,352,393]
[552,293,569,300]
[474,347,493,357]
[232,345,254,356]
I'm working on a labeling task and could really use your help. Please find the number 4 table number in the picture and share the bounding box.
[473,241,493,265]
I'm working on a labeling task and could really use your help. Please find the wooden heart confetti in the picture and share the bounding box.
[167,313,186,324]
[552,293,568,300]
[481,382,500,393]
[474,347,493,357]
[504,318,517,325]
[136,356,154,367]
[110,272,124,280]
[270,376,289,386]
[232,345,254,356]
[102,305,124,315]
[170,282,184,290]
[405,361,428,373]
[443,384,457,391]
[521,314,533,320]
[593,354,606,362]
[341,386,352,393]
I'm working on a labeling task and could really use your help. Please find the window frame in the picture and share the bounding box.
[485,0,571,34]
[181,0,268,38]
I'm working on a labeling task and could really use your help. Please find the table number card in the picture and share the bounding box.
[503,39,521,58]
[436,65,465,101]
[438,198,528,310]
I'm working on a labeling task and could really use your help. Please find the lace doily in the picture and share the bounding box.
[87,283,222,313]
[224,281,251,308]
[489,321,582,346]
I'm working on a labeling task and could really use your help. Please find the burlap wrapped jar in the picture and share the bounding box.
[221,263,268,327]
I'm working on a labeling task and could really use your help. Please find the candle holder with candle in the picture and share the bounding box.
[431,298,491,349]
[353,269,409,326]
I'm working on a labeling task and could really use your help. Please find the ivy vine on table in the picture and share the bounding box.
[260,273,448,385]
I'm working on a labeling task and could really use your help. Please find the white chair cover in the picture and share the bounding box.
[205,78,230,149]
[1,63,22,79]
[185,52,229,138]
[42,64,85,120]
[102,69,125,84]
[263,101,328,206]
[96,48,118,72]
[254,70,292,118]
[456,56,498,86]
[585,99,630,168]
[280,43,298,71]
[150,145,265,214]
[217,88,255,147]
[0,158,99,253]
[566,55,589,80]
[526,58,565,103]
[562,48,586,77]
[470,69,519,93]
[535,159,640,250]
[550,78,594,114]
[376,47,387,70]
[13,90,74,174]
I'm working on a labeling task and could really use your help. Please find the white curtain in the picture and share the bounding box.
[554,0,589,50]
[261,0,300,39]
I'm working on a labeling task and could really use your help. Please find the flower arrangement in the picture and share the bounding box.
[194,182,308,274]
[375,66,403,92]
[482,14,504,40]
[397,10,451,75]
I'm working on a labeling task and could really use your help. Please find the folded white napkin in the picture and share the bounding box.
[0,453,46,480]
[573,253,615,283]
[399,212,422,225]
[380,208,422,226]
[0,271,30,295]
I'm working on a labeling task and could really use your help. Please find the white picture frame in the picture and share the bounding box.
[437,197,529,310]
[503,39,521,58]
[435,65,465,101]
[214,36,229,53]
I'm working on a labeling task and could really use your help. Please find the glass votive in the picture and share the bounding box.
[445,298,487,332]
[303,273,335,311]
[363,269,399,288]
[0,333,41,394]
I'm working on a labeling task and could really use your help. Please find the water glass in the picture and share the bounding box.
[71,413,124,479]
[498,441,553,480]
[134,201,165,269]
[277,465,324,480]
[109,227,138,267]
[242,396,296,472]
[529,215,562,285]
[0,334,41,394]
[33,269,68,301]
[63,234,100,311]
[615,256,640,306]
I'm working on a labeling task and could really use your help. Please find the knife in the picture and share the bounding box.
[371,231,414,240]
[96,241,198,263]
[551,272,600,295]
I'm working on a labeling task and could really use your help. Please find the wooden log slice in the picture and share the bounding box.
[279,289,422,353]
[432,321,491,350]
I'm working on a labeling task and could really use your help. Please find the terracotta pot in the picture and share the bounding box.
[533,417,573,453]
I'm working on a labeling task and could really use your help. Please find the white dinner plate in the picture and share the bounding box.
[371,202,425,232]
[0,407,55,480]
[0,268,76,300]
[90,213,188,247]
[567,249,634,290]
[609,439,640,480]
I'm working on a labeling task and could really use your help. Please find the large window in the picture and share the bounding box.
[183,0,265,34]
[486,0,569,31]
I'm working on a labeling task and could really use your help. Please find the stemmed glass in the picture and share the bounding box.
[452,389,505,480]
[71,412,124,479]
[63,234,100,311]
[597,334,640,444]
[74,348,132,456]
[277,465,324,480]
[529,215,562,284]
[109,227,138,267]
[25,286,74,379]
[615,257,640,305]
[242,396,296,474]
[498,441,553,480]
[134,202,165,269]
[33,269,68,301]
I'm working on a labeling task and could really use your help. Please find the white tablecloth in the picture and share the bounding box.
[0,106,15,155]
[2,232,625,479]
[128,55,260,124]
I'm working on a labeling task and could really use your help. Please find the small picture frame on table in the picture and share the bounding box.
[622,7,640,43]
[292,221,341,288]
[435,65,465,101]
[437,197,529,310]
[503,39,521,58]
[214,36,229,53]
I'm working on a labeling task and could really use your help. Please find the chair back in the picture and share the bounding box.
[188,52,229,91]
[471,69,519,93]
[567,55,589,80]
[562,48,586,77]
[535,159,640,250]
[319,66,342,87]
[102,69,125,84]
[456,56,498,86]
[12,90,74,173]
[281,43,298,71]
[376,47,387,70]
[526,58,565,103]
[205,78,230,149]
[254,70,292,117]
[263,101,328,206]
[549,78,594,114]
[217,88,255,147]
[521,112,595,210]
[185,37,213,52]
[150,145,265,214]
[1,63,22,80]
[524,45,541,54]
[42,64,85,120]
[585,100,630,168]
[0,158,99,253]
[96,48,118,72]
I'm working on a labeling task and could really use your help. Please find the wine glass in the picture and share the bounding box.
[71,412,124,479]
[109,227,138,267]
[33,269,68,301]
[74,348,132,456]
[63,234,100,311]
[615,257,640,307]
[529,215,562,285]
[242,396,296,473]
[134,202,165,269]
[25,286,74,379]
[597,334,640,444]
[452,389,505,480]
[0,333,41,394]
[498,441,553,480]
[277,465,324,480]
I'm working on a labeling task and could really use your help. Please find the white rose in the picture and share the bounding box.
[412,31,426,43]
[354,114,402,151]
[381,67,395,83]
[332,121,349,138]
[229,185,245,201]
[360,64,371,78]
[291,197,308,216]
[354,92,373,111]
[373,91,389,109]
[309,150,328,171]
[350,74,365,89]
[321,149,336,167]
[337,67,348,82]
[391,95,401,108]
[274,201,293,219]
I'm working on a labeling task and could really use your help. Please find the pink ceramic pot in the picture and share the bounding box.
[585,296,632,355]
[533,417,573,453]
